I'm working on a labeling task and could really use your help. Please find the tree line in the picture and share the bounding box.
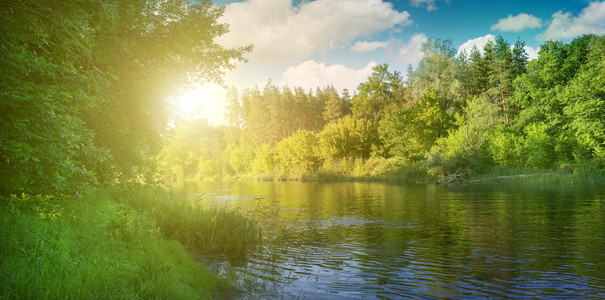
[160,34,605,181]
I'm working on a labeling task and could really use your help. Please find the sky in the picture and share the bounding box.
[178,0,605,125]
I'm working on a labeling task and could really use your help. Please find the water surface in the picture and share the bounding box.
[178,181,605,299]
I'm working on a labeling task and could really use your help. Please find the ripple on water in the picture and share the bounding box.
[190,182,605,299]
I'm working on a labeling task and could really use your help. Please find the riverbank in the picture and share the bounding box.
[465,165,605,184]
[0,186,261,298]
[195,163,605,185]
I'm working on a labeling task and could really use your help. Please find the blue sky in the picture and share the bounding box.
[180,0,605,125]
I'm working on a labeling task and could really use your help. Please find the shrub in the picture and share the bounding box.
[523,123,556,169]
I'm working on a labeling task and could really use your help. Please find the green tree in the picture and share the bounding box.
[226,86,243,128]
[275,130,320,175]
[423,95,502,176]
[158,119,226,181]
[490,36,514,124]
[322,86,344,124]
[251,144,275,174]
[0,0,109,194]
[408,38,459,108]
[461,96,503,163]
[512,38,529,76]
[318,116,378,161]
[563,35,605,158]
[379,88,453,163]
[523,123,556,169]
[0,0,248,194]
[352,64,404,123]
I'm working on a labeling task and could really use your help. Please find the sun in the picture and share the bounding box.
[173,84,228,124]
[176,88,203,113]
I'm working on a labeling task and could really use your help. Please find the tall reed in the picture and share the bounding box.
[109,185,262,259]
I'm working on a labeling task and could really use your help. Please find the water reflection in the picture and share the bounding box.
[177,182,605,299]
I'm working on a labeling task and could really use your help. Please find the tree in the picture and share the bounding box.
[158,119,226,181]
[462,96,503,161]
[0,0,249,195]
[322,86,344,124]
[0,0,109,194]
[408,38,459,109]
[352,64,403,123]
[379,88,454,163]
[512,38,529,76]
[563,35,605,158]
[318,116,378,161]
[275,130,320,175]
[226,86,243,128]
[490,36,514,124]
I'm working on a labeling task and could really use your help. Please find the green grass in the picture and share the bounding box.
[216,157,432,183]
[0,187,261,299]
[468,165,605,184]
[107,185,262,259]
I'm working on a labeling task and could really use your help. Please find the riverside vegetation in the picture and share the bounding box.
[1,0,260,298]
[1,0,604,298]
[0,187,260,298]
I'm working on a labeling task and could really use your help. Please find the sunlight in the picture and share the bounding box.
[176,88,203,114]
[173,84,227,125]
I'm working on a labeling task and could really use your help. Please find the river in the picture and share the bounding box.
[176,181,605,299]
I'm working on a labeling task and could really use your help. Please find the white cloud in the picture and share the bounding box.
[350,41,389,52]
[457,34,496,56]
[217,0,412,63]
[389,33,428,66]
[279,60,378,92]
[525,46,540,60]
[539,1,605,40]
[410,0,437,11]
[491,13,542,32]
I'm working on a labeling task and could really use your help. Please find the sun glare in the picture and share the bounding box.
[174,84,227,125]
[176,89,203,113]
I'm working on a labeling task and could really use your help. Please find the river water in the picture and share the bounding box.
[177,181,605,299]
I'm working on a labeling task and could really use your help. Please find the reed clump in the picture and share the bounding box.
[108,185,262,259]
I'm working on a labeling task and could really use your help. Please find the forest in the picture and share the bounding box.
[1,0,604,297]
[161,35,605,182]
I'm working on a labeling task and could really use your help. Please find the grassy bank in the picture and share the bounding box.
[219,164,605,185]
[215,157,433,183]
[467,165,605,184]
[0,186,261,298]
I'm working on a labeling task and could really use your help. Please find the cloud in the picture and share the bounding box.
[457,34,496,56]
[491,13,542,32]
[539,1,605,40]
[409,0,438,11]
[525,46,540,60]
[217,0,412,63]
[388,33,428,66]
[350,41,389,52]
[279,60,378,92]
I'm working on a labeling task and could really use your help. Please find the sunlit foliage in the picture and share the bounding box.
[0,0,248,195]
[160,35,605,181]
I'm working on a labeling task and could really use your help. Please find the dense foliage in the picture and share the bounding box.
[161,34,605,181]
[0,0,248,195]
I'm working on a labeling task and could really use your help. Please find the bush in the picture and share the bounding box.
[523,123,556,169]
[251,144,276,174]
[275,130,321,176]
[489,127,525,167]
